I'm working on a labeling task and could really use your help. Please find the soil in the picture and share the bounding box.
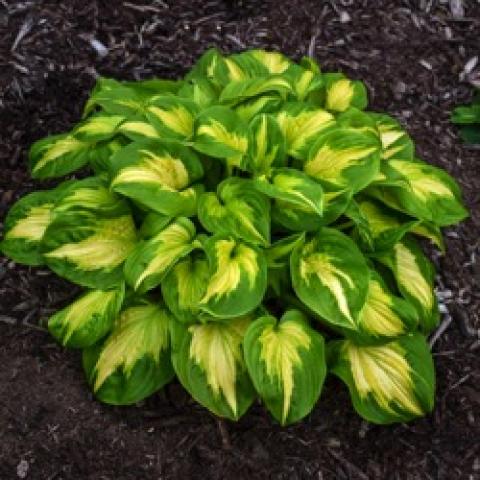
[1,1,480,479]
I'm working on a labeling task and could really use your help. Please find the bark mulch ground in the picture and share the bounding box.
[0,1,479,479]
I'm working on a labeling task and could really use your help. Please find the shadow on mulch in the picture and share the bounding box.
[0,1,479,479]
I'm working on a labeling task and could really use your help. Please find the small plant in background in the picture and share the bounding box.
[1,49,468,425]
[451,88,480,145]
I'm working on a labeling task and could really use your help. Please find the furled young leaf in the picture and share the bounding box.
[170,315,255,420]
[199,234,268,318]
[0,181,72,265]
[373,159,468,226]
[305,127,381,192]
[29,133,90,179]
[234,95,282,123]
[328,333,435,424]
[285,63,324,102]
[146,96,199,140]
[276,103,335,159]
[110,140,204,216]
[178,78,219,109]
[254,168,323,216]
[41,179,137,289]
[198,177,270,246]
[244,310,326,425]
[88,138,127,175]
[124,217,197,293]
[74,114,125,142]
[48,284,125,348]
[376,236,439,333]
[347,198,418,253]
[247,113,286,175]
[83,303,174,405]
[291,228,370,330]
[193,105,248,161]
[266,233,305,268]
[369,113,414,161]
[323,73,368,112]
[161,252,210,324]
[220,76,292,105]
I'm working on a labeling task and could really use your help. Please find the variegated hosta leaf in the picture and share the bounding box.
[138,212,172,239]
[346,198,418,253]
[178,78,219,109]
[198,178,270,246]
[41,179,137,289]
[199,234,268,318]
[247,114,286,175]
[254,168,324,216]
[193,106,248,161]
[276,103,335,159]
[376,236,438,333]
[352,271,418,341]
[244,310,326,425]
[219,76,292,105]
[328,333,435,424]
[249,50,291,75]
[170,315,256,420]
[48,284,124,348]
[118,118,161,142]
[377,159,468,226]
[410,221,445,252]
[161,253,210,324]
[110,140,204,217]
[291,228,370,330]
[323,73,368,112]
[146,96,198,140]
[83,303,174,405]
[0,181,72,265]
[74,114,125,142]
[84,77,182,117]
[29,133,90,179]
[369,113,414,161]
[124,217,197,293]
[234,95,282,123]
[305,127,381,192]
[272,187,351,232]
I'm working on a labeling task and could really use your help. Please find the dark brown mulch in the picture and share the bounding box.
[1,1,479,479]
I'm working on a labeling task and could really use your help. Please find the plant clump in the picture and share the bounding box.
[1,49,468,425]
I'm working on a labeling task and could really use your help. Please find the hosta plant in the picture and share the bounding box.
[451,88,480,144]
[1,49,468,425]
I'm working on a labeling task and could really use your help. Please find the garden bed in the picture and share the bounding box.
[0,1,479,478]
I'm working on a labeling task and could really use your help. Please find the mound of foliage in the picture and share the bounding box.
[1,49,468,425]
[451,88,480,144]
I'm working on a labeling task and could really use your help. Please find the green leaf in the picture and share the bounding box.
[244,310,326,424]
[83,302,174,405]
[146,96,199,140]
[305,126,381,192]
[247,114,286,175]
[41,178,137,289]
[29,133,90,179]
[124,217,197,293]
[178,78,219,109]
[254,168,323,216]
[110,140,204,217]
[284,63,324,102]
[161,252,210,324]
[0,181,73,265]
[198,178,270,246]
[376,236,439,333]
[199,234,268,318]
[170,315,256,420]
[291,228,370,330]
[193,106,248,160]
[328,333,435,424]
[48,285,125,348]
[234,95,282,123]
